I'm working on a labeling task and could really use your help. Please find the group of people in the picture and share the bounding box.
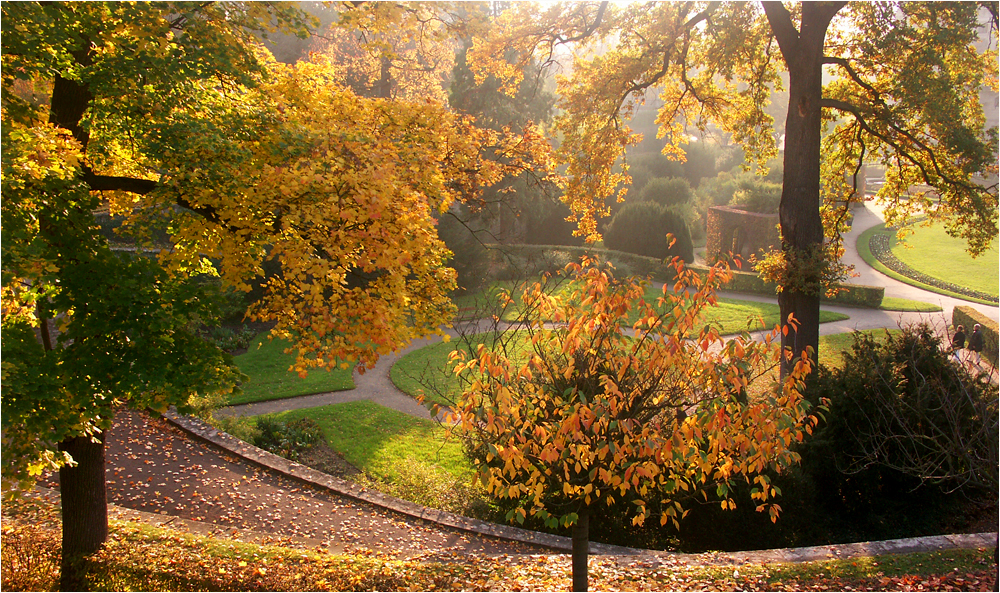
[952,323,985,366]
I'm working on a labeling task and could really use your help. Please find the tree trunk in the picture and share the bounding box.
[571,509,590,592]
[58,433,108,592]
[764,1,845,377]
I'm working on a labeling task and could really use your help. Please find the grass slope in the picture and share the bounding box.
[272,401,471,483]
[230,335,354,406]
[818,329,900,369]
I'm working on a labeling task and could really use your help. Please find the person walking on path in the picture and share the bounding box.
[952,325,967,364]
[968,323,984,366]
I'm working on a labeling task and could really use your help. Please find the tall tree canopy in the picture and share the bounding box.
[309,2,456,101]
[1,1,553,583]
[468,0,999,369]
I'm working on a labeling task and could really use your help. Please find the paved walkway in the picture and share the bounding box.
[220,201,998,421]
[46,201,993,567]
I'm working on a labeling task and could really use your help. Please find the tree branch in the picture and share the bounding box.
[823,56,879,96]
[820,97,988,194]
[761,1,800,59]
[81,169,158,194]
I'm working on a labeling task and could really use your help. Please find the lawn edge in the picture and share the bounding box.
[856,225,997,306]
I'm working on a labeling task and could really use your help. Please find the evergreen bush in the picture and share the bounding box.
[603,202,694,262]
[252,416,323,462]
[636,177,694,208]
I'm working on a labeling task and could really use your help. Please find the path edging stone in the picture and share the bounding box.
[164,410,996,564]
[164,410,635,555]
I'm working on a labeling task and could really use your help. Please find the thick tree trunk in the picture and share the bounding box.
[764,2,845,377]
[777,49,823,373]
[58,433,108,592]
[571,509,590,592]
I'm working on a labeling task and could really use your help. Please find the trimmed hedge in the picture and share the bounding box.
[486,244,884,308]
[952,306,999,366]
[603,201,694,262]
[486,244,680,282]
[709,269,884,308]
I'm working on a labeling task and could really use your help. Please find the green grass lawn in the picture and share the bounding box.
[818,328,900,369]
[268,401,476,512]
[230,334,354,406]
[707,296,849,333]
[856,224,993,304]
[878,297,943,312]
[393,324,871,408]
[891,221,998,298]
[272,400,471,483]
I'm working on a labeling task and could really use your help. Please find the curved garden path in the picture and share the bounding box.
[223,202,997,420]
[41,200,996,565]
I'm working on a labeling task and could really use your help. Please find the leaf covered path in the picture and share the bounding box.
[41,407,549,559]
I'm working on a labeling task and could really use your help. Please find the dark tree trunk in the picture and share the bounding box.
[763,1,846,377]
[58,433,108,592]
[571,509,590,592]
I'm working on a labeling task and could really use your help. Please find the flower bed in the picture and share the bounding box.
[868,233,998,303]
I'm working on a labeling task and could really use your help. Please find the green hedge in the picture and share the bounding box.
[486,244,681,282]
[697,269,883,308]
[487,244,884,308]
[952,306,999,365]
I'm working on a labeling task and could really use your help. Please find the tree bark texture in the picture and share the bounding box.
[571,509,590,592]
[58,433,108,591]
[763,1,845,376]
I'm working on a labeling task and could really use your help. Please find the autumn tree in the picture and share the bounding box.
[468,1,999,372]
[310,2,456,101]
[447,258,819,591]
[1,1,553,587]
[448,4,560,245]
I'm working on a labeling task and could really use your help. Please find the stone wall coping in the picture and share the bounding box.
[164,410,997,563]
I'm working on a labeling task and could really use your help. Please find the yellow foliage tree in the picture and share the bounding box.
[310,3,456,101]
[466,1,998,374]
[2,2,554,582]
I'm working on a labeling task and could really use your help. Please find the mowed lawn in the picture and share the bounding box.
[272,401,471,482]
[891,221,999,297]
[393,325,874,409]
[230,334,354,405]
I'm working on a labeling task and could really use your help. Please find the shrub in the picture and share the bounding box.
[603,201,694,262]
[0,521,61,591]
[678,324,995,552]
[729,177,782,214]
[252,416,323,461]
[626,151,685,194]
[636,177,694,208]
[202,325,258,352]
[800,324,997,530]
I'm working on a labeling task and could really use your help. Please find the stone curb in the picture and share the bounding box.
[163,410,637,556]
[163,411,996,565]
